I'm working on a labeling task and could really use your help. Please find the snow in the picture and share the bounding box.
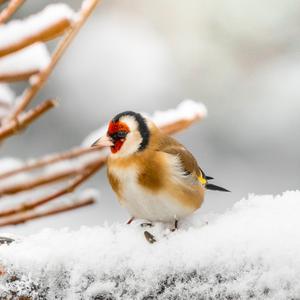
[82,99,207,147]
[1,191,300,299]
[0,3,75,49]
[0,43,50,75]
[149,99,207,127]
[0,84,14,119]
[0,84,14,105]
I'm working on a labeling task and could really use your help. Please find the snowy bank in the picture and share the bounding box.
[1,191,300,299]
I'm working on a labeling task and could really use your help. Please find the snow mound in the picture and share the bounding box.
[1,191,300,299]
[82,99,207,147]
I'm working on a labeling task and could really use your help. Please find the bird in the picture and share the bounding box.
[92,111,229,231]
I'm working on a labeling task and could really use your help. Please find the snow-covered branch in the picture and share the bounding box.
[0,3,74,57]
[0,43,50,82]
[1,191,299,299]
[0,0,103,226]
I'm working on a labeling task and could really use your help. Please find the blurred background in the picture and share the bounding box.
[2,0,300,234]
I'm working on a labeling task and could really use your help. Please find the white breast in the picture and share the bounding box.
[109,165,193,222]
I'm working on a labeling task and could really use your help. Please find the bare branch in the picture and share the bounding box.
[0,69,38,82]
[0,99,57,141]
[8,0,100,120]
[0,197,95,226]
[0,0,25,24]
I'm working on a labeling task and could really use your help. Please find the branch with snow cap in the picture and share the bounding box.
[83,99,207,146]
[0,3,75,57]
[7,0,100,122]
[0,43,50,82]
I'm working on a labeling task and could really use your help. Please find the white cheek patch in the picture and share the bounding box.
[119,116,138,132]
[112,132,142,158]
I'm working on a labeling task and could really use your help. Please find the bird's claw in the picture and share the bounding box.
[140,222,153,228]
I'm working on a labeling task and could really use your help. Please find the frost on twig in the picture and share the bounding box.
[0,192,299,299]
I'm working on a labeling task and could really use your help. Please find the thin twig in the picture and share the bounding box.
[0,99,57,141]
[0,159,104,217]
[0,146,103,180]
[0,69,38,82]
[0,197,95,226]
[8,0,100,121]
[0,0,25,24]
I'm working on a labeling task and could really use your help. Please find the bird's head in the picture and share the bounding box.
[92,111,150,157]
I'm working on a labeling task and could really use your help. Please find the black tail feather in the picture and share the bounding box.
[205,183,230,192]
[205,176,214,180]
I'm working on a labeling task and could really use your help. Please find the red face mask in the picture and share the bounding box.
[107,121,130,153]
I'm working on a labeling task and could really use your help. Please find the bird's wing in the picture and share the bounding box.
[154,133,230,192]
[155,135,204,184]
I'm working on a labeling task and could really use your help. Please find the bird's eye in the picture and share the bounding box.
[116,131,127,138]
[111,131,128,141]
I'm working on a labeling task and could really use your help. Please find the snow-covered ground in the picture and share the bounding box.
[1,191,300,299]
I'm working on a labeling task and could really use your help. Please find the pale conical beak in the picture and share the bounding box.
[91,135,114,147]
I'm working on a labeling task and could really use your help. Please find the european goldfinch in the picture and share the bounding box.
[92,111,229,230]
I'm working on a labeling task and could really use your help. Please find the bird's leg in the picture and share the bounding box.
[171,219,178,232]
[140,222,153,228]
[126,217,135,225]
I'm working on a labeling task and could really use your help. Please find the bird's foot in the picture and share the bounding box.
[144,231,156,244]
[140,222,153,228]
[170,219,178,232]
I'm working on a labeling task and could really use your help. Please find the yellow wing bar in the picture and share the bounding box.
[198,175,207,185]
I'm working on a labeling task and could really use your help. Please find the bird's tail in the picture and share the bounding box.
[198,172,230,192]
[205,183,230,192]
